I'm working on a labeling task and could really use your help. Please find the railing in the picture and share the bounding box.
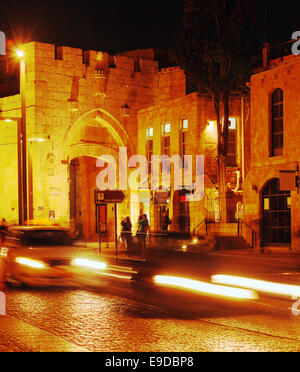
[270,40,294,61]
[194,219,256,249]
[193,219,207,237]
[239,220,256,249]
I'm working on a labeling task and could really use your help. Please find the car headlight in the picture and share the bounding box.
[71,258,107,271]
[15,257,46,269]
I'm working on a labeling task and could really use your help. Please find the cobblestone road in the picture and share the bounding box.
[1,282,300,352]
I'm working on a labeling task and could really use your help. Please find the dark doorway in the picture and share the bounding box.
[173,190,191,233]
[69,159,79,221]
[261,178,291,246]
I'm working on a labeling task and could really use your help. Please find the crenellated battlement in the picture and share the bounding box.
[30,42,158,77]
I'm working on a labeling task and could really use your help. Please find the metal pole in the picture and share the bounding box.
[17,119,24,225]
[98,221,102,256]
[241,97,245,182]
[20,57,28,225]
[114,203,118,258]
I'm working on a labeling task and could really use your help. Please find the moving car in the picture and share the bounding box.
[0,226,80,287]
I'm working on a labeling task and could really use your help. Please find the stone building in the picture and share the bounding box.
[137,76,248,234]
[0,42,161,241]
[0,41,249,242]
[243,47,300,252]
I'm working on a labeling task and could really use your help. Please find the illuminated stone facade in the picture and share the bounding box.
[138,87,247,234]
[0,41,248,241]
[244,53,300,251]
[0,42,160,240]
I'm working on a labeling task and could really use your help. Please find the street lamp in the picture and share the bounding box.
[0,48,27,225]
[0,117,23,225]
[16,50,24,58]
[17,49,28,225]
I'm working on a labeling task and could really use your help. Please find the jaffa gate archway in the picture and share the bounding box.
[0,42,162,241]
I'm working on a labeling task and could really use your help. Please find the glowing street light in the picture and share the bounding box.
[16,49,24,58]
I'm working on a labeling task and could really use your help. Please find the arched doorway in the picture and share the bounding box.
[64,109,135,241]
[261,178,291,246]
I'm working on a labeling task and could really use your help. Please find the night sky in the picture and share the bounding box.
[0,0,299,54]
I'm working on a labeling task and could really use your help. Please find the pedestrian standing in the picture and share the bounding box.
[121,216,132,251]
[137,214,149,255]
[161,211,172,233]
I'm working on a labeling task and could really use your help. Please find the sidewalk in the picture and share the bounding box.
[73,240,300,257]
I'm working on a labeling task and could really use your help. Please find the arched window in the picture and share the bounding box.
[271,88,284,157]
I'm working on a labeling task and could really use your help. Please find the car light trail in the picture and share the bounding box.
[153,275,258,300]
[15,257,46,269]
[72,258,107,271]
[212,275,300,298]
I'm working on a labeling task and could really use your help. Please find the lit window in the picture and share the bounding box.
[228,118,236,130]
[164,123,171,134]
[147,127,153,138]
[222,117,236,130]
[226,118,237,167]
[182,119,189,130]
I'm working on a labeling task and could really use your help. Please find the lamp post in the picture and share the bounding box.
[0,48,27,225]
[0,117,23,225]
[17,50,28,225]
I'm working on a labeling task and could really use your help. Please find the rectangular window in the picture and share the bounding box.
[182,119,189,130]
[182,131,188,156]
[228,118,236,130]
[164,123,171,134]
[147,139,153,176]
[271,89,284,157]
[163,136,170,157]
[226,128,237,167]
[222,117,237,167]
[147,127,153,139]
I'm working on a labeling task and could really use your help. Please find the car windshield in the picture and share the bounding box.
[21,230,72,246]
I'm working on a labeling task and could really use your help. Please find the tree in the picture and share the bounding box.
[171,0,260,221]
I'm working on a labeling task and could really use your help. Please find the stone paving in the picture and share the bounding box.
[2,284,300,352]
[0,330,34,352]
[0,314,89,352]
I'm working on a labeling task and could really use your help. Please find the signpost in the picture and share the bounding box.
[94,190,126,256]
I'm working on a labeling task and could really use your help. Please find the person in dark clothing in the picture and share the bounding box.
[136,214,149,255]
[121,217,132,251]
[161,211,172,233]
[121,216,132,235]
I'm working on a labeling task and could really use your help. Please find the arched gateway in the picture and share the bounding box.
[63,108,135,241]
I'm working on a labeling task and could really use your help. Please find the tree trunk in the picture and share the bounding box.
[218,154,227,222]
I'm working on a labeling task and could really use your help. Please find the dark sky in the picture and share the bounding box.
[0,0,299,54]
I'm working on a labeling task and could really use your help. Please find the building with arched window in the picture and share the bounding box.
[244,47,300,251]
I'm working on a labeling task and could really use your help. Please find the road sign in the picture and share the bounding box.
[95,190,126,204]
[94,190,126,257]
